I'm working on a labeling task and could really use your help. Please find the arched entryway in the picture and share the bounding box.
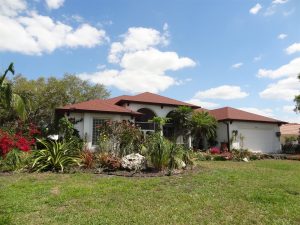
[163,110,176,140]
[135,108,156,131]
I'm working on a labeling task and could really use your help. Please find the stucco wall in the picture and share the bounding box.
[229,121,281,153]
[216,122,228,146]
[122,103,177,117]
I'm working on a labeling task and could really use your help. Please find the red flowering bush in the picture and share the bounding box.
[0,123,40,157]
[210,146,221,154]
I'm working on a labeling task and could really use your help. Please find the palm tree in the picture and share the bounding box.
[0,63,28,120]
[294,73,300,113]
[169,106,193,147]
[191,111,217,149]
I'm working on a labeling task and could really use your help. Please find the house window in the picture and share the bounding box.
[92,119,108,145]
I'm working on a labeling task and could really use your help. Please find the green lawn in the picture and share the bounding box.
[1,160,300,225]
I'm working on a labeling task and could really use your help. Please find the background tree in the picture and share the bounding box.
[294,73,300,113]
[5,74,110,132]
[0,63,29,123]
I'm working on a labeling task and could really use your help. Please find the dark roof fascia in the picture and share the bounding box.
[116,99,200,109]
[55,108,141,117]
[217,119,287,125]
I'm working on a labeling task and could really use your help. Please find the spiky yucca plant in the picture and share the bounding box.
[32,139,80,172]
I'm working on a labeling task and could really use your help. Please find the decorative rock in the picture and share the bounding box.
[242,157,249,162]
[177,160,186,169]
[121,153,146,171]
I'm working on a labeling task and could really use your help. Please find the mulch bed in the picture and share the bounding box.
[95,166,201,177]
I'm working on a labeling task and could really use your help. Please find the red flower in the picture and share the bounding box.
[15,136,31,152]
[0,133,15,156]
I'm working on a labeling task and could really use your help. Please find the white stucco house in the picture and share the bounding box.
[56,92,286,153]
[205,107,285,153]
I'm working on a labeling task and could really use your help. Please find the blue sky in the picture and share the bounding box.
[0,0,299,122]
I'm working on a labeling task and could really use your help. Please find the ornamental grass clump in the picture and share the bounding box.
[31,139,80,172]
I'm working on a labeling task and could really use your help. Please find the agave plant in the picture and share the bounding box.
[32,139,80,172]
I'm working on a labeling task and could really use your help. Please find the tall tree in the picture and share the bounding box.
[9,74,110,131]
[0,63,28,122]
[294,74,300,113]
[191,111,217,148]
[169,106,193,147]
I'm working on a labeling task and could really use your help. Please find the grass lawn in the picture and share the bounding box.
[1,160,300,225]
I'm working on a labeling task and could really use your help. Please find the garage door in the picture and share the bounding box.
[239,128,274,153]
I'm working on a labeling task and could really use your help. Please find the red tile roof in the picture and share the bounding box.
[280,123,300,135]
[56,99,140,115]
[209,107,286,124]
[106,92,199,108]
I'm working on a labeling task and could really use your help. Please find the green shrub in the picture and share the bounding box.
[213,155,227,161]
[0,149,31,172]
[168,143,185,170]
[96,121,143,157]
[31,139,80,172]
[231,149,251,161]
[145,133,170,170]
[144,133,193,171]
[282,144,300,154]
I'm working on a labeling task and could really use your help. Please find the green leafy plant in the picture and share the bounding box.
[168,144,187,172]
[231,149,251,161]
[145,132,170,170]
[0,149,31,172]
[96,121,142,157]
[31,139,80,172]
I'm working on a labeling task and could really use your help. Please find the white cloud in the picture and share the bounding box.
[120,48,195,73]
[231,62,243,69]
[79,26,195,94]
[278,33,287,39]
[264,0,289,16]
[186,99,219,109]
[79,69,176,94]
[257,57,300,79]
[45,0,65,9]
[272,0,289,4]
[282,105,295,113]
[249,3,262,14]
[238,107,274,117]
[258,58,300,101]
[0,0,27,17]
[259,76,300,101]
[193,85,249,100]
[285,43,300,55]
[108,26,169,63]
[0,10,107,55]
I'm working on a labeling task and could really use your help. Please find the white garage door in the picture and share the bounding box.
[239,128,274,153]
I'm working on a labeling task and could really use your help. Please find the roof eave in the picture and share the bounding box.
[217,119,287,125]
[55,108,141,117]
[116,99,200,109]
